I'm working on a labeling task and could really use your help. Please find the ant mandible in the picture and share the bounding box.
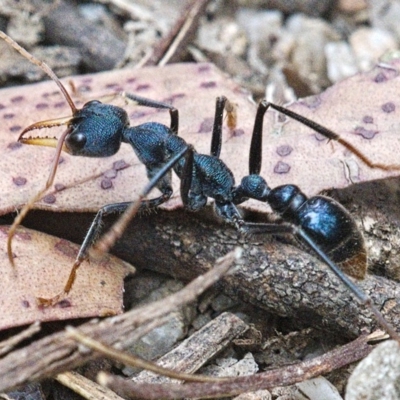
[1,31,400,341]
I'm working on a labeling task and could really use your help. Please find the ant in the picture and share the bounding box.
[1,30,400,341]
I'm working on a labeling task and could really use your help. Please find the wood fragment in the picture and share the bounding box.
[56,371,124,400]
[151,0,211,66]
[0,322,40,356]
[132,312,249,383]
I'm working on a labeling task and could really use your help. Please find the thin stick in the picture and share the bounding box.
[0,31,77,114]
[7,128,71,267]
[98,332,377,399]
[0,30,78,266]
[0,322,41,356]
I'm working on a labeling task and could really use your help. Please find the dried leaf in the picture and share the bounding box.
[1,61,399,218]
[269,61,400,201]
[0,225,132,330]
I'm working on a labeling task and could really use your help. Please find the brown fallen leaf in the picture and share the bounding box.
[0,225,132,330]
[271,60,400,202]
[1,61,400,219]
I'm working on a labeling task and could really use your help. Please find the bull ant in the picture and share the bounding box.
[1,30,399,341]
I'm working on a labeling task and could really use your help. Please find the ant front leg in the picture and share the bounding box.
[39,145,193,306]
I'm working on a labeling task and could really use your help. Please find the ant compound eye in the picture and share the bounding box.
[66,132,86,153]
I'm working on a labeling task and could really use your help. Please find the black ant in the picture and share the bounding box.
[1,31,400,341]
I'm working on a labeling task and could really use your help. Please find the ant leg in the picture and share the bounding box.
[123,93,179,134]
[249,100,269,175]
[266,102,400,171]
[39,145,192,306]
[180,145,195,206]
[242,221,400,341]
[140,168,173,211]
[98,92,179,133]
[210,96,227,158]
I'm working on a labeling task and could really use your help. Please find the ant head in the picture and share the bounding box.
[65,100,129,157]
[18,100,130,158]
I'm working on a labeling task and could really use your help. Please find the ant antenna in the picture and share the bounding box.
[0,31,78,267]
[0,32,77,114]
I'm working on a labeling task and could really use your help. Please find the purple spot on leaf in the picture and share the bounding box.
[274,161,291,174]
[36,103,49,110]
[353,126,378,140]
[382,102,395,113]
[130,111,147,119]
[314,133,328,142]
[55,183,66,191]
[170,93,185,100]
[8,142,22,150]
[374,72,387,83]
[0,104,5,110]
[198,65,210,73]
[13,176,27,186]
[113,159,129,171]
[200,81,216,89]
[43,194,56,204]
[11,96,24,103]
[16,231,31,241]
[78,85,92,93]
[362,115,373,124]
[231,128,244,137]
[198,118,214,133]
[104,169,117,179]
[3,113,15,119]
[105,82,120,89]
[10,125,21,132]
[58,299,72,308]
[54,101,66,108]
[21,300,30,308]
[101,178,113,189]
[136,84,150,91]
[276,145,293,157]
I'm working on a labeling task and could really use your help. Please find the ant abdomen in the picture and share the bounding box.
[268,184,366,279]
